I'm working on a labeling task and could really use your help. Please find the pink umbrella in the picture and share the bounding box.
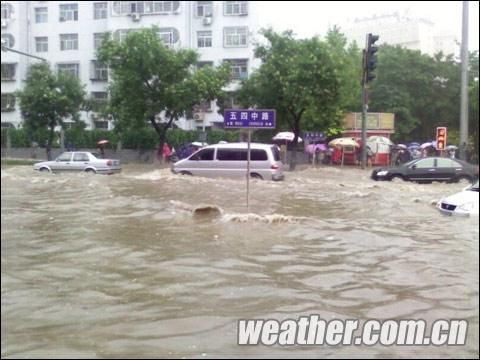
[97,139,109,145]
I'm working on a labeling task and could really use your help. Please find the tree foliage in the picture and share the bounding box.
[16,62,85,145]
[366,46,478,161]
[237,28,344,169]
[97,27,230,146]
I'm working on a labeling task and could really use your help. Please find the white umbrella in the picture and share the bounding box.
[420,141,435,149]
[272,132,303,143]
[328,137,359,147]
[367,136,394,154]
[367,136,394,146]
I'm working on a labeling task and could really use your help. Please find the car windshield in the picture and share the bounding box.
[402,159,418,167]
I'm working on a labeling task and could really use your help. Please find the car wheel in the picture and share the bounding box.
[250,173,263,180]
[85,168,96,174]
[457,176,471,185]
[180,171,193,176]
[39,167,50,173]
[390,175,404,182]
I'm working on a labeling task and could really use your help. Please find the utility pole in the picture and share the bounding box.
[459,1,469,160]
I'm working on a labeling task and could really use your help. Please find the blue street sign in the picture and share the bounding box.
[224,109,276,129]
[304,131,326,141]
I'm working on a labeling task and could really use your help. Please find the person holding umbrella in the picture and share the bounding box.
[97,139,109,158]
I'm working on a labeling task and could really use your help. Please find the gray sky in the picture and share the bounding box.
[256,1,479,51]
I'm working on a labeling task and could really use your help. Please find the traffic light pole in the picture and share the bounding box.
[361,87,367,170]
[360,35,369,170]
[361,33,379,170]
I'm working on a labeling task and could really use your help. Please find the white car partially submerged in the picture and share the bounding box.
[436,181,479,216]
[33,151,121,175]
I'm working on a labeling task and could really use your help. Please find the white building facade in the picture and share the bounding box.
[1,1,259,130]
[343,13,458,57]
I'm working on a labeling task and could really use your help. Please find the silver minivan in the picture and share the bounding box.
[172,143,284,181]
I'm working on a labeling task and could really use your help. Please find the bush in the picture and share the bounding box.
[1,128,8,148]
[120,128,158,150]
[166,128,199,148]
[8,128,30,147]
[64,128,119,149]
[1,127,261,150]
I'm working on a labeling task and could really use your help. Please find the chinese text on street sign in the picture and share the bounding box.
[224,109,276,129]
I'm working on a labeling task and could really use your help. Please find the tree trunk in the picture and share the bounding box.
[149,116,166,149]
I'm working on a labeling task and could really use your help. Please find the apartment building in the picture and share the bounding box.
[342,12,458,57]
[1,1,259,130]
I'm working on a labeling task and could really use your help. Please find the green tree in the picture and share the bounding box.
[97,28,230,148]
[301,27,363,137]
[17,62,85,150]
[237,29,342,170]
[368,45,462,143]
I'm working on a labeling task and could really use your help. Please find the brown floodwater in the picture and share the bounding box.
[1,164,478,358]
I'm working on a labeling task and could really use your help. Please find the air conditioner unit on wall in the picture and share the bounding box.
[1,20,7,28]
[131,13,141,21]
[203,16,212,26]
[193,113,205,121]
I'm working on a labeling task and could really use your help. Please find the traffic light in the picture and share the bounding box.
[436,127,447,151]
[365,33,379,83]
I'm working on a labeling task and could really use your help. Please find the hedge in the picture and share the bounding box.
[1,127,244,150]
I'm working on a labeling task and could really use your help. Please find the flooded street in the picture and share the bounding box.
[1,164,478,358]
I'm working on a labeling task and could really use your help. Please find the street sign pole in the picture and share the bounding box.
[224,109,276,211]
[246,129,251,211]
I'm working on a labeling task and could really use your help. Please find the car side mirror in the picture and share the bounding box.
[411,164,417,170]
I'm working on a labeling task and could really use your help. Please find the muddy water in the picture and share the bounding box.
[1,164,478,358]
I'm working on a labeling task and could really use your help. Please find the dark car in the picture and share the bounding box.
[371,157,479,183]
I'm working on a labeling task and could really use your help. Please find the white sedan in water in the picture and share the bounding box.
[33,151,121,175]
[436,181,479,216]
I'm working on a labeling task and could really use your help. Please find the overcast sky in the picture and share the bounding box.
[256,1,479,51]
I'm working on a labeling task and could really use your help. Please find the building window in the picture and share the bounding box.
[1,63,16,81]
[93,2,107,19]
[60,34,78,50]
[94,120,109,129]
[1,3,13,19]
[92,91,108,101]
[91,91,108,111]
[1,93,16,112]
[222,91,240,109]
[114,29,141,42]
[224,59,248,80]
[57,63,80,78]
[35,37,48,52]
[224,1,248,16]
[197,31,212,48]
[224,27,248,47]
[197,61,214,69]
[112,1,180,15]
[35,7,48,23]
[59,4,78,22]
[157,27,179,46]
[196,1,212,17]
[93,33,106,50]
[90,61,108,81]
[1,34,15,48]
